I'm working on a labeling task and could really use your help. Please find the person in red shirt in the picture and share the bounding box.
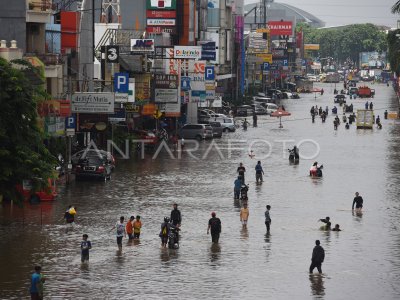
[126,216,135,239]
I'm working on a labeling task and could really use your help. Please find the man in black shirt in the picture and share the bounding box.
[352,192,364,213]
[207,212,221,243]
[309,240,325,274]
[170,203,181,227]
[237,163,246,184]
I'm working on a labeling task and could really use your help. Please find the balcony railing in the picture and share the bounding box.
[27,0,52,12]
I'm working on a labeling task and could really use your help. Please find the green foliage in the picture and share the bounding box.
[392,1,400,14]
[0,58,56,204]
[387,29,400,76]
[296,23,387,65]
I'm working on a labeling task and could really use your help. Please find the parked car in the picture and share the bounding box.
[258,103,278,115]
[236,105,254,117]
[208,121,223,138]
[251,104,267,115]
[209,117,236,132]
[198,110,212,123]
[132,129,158,147]
[72,149,115,169]
[179,124,213,140]
[75,156,112,181]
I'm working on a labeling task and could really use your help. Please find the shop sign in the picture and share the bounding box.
[155,74,178,89]
[108,108,126,122]
[147,19,176,26]
[71,93,115,114]
[146,0,176,9]
[155,89,178,103]
[268,21,293,36]
[146,26,177,35]
[142,103,156,116]
[130,39,155,53]
[255,53,272,63]
[115,93,129,103]
[191,90,206,102]
[146,10,176,18]
[160,103,181,117]
[174,46,202,59]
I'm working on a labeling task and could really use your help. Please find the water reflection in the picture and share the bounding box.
[240,227,249,240]
[209,243,221,264]
[309,274,325,297]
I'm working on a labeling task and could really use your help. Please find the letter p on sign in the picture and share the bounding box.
[205,66,215,81]
[114,72,129,93]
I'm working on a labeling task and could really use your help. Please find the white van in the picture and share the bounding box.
[263,103,278,115]
[209,117,236,132]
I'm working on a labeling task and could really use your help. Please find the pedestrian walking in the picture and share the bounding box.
[159,217,171,248]
[234,176,242,199]
[253,111,258,127]
[240,203,249,228]
[111,216,126,250]
[352,192,364,213]
[365,101,369,110]
[255,161,264,183]
[63,205,76,224]
[369,102,373,110]
[265,205,271,233]
[126,216,135,239]
[80,234,92,263]
[309,240,325,274]
[170,203,182,227]
[30,265,45,300]
[207,212,222,243]
[384,110,388,119]
[133,215,142,238]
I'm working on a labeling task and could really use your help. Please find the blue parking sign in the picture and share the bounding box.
[66,115,76,129]
[114,72,129,93]
[262,62,270,71]
[205,66,215,81]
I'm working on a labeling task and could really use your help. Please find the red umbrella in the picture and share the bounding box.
[270,107,291,128]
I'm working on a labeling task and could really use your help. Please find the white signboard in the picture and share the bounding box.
[128,79,135,103]
[174,46,202,59]
[130,39,155,53]
[155,89,178,103]
[147,19,176,26]
[115,93,129,103]
[71,93,115,113]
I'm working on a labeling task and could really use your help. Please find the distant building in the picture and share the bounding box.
[244,1,325,31]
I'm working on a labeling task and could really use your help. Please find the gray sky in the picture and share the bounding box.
[246,0,400,28]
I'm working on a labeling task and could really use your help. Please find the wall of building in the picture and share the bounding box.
[0,1,27,51]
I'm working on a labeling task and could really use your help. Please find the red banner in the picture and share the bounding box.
[268,21,293,36]
[146,10,176,18]
[146,26,177,35]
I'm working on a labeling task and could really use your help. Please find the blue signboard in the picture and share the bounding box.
[201,41,216,51]
[270,64,278,71]
[201,51,216,61]
[65,115,76,129]
[262,62,270,71]
[181,76,191,91]
[283,59,288,67]
[302,59,306,66]
[205,66,215,81]
[114,72,129,93]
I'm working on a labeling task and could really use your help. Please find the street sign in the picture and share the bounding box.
[65,115,76,129]
[66,128,75,136]
[115,93,129,103]
[269,64,278,71]
[200,41,216,51]
[181,76,191,91]
[283,59,288,67]
[255,53,272,63]
[262,62,270,71]
[154,109,163,119]
[201,51,216,61]
[205,66,215,81]
[108,108,126,122]
[106,45,119,63]
[114,73,129,93]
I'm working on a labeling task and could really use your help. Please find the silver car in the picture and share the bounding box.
[179,124,213,140]
[210,117,236,132]
[208,121,223,138]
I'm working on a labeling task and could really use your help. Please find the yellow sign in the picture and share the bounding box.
[154,109,163,119]
[256,28,270,33]
[255,53,272,63]
[304,44,320,51]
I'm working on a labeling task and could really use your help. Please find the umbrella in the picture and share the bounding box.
[270,107,291,128]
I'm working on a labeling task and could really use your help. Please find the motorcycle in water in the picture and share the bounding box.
[310,165,323,177]
[240,184,249,200]
[168,226,180,249]
[288,149,300,163]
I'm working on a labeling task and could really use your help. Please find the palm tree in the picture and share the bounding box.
[392,1,400,13]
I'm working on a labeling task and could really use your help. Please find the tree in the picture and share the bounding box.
[392,1,400,14]
[0,58,56,203]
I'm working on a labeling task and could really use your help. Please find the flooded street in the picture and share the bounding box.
[1,83,400,299]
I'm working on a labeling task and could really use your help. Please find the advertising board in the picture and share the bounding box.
[146,0,176,9]
[147,19,176,26]
[71,93,115,114]
[130,39,155,53]
[174,46,202,59]
[268,21,293,36]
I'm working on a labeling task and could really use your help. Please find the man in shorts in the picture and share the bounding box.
[111,216,126,250]
[352,192,364,213]
[240,203,249,228]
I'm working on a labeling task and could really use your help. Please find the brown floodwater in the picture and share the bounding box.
[1,82,400,299]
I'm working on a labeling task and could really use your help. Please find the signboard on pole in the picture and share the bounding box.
[255,53,272,63]
[108,108,126,122]
[114,72,129,93]
[205,66,215,80]
[71,93,115,114]
[146,10,176,18]
[147,19,176,26]
[155,89,178,103]
[155,74,178,89]
[174,46,202,59]
[268,21,293,36]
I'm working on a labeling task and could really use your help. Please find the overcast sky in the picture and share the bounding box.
[245,0,400,28]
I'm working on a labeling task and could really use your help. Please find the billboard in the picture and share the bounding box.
[147,0,176,9]
[155,89,178,103]
[130,39,155,53]
[71,93,115,114]
[155,74,179,89]
[304,44,320,51]
[174,46,202,59]
[268,21,293,36]
[146,26,177,34]
[359,51,387,69]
